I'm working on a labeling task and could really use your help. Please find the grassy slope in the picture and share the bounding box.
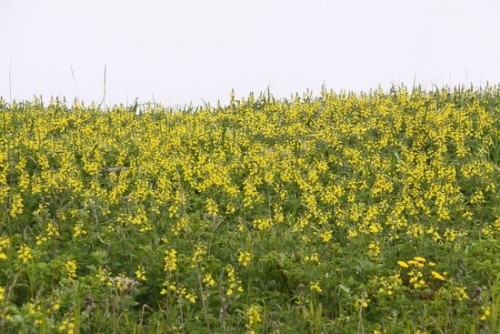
[0,86,499,333]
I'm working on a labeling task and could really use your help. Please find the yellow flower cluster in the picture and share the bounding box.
[58,317,75,334]
[64,260,78,280]
[238,251,252,267]
[246,304,262,330]
[191,244,208,269]
[160,282,197,304]
[398,256,448,290]
[304,253,321,265]
[164,249,178,273]
[368,241,381,259]
[0,236,9,260]
[226,265,244,296]
[374,273,403,296]
[202,273,216,287]
[480,305,491,321]
[135,265,147,282]
[72,222,87,238]
[18,244,33,263]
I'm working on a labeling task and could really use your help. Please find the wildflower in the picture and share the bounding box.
[164,249,178,272]
[347,228,358,238]
[310,282,322,293]
[52,299,60,311]
[46,223,60,237]
[246,304,262,329]
[18,245,33,263]
[408,270,426,289]
[96,267,110,283]
[356,297,370,308]
[453,286,469,301]
[184,293,197,304]
[368,223,381,234]
[397,261,409,268]
[191,244,207,268]
[305,253,321,264]
[407,260,424,268]
[252,218,272,230]
[0,237,9,260]
[171,216,188,236]
[431,271,446,281]
[238,251,252,267]
[35,235,48,245]
[480,305,491,321]
[135,265,146,282]
[72,222,87,238]
[58,318,75,334]
[470,190,485,204]
[205,198,219,216]
[9,194,24,217]
[226,265,243,296]
[320,229,333,243]
[368,241,381,259]
[65,260,78,279]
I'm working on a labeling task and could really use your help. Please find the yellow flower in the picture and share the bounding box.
[305,253,321,264]
[65,260,78,279]
[397,261,409,268]
[191,244,207,268]
[46,223,60,237]
[246,304,262,328]
[9,193,24,218]
[73,222,87,238]
[58,318,75,334]
[164,249,178,272]
[368,241,381,259]
[0,237,9,261]
[480,305,491,321]
[407,260,424,268]
[96,267,110,283]
[368,223,381,234]
[237,251,252,267]
[184,293,197,304]
[18,245,33,263]
[205,198,219,215]
[202,273,216,287]
[310,282,322,293]
[431,271,446,281]
[135,265,147,282]
[356,297,370,308]
[320,230,333,243]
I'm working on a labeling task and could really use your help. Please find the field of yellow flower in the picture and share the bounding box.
[0,86,499,333]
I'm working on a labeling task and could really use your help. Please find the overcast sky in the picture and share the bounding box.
[1,0,499,107]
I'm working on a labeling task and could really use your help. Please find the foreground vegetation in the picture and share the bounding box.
[0,86,499,333]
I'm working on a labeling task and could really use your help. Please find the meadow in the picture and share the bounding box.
[0,86,499,333]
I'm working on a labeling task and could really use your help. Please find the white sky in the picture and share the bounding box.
[1,0,499,107]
